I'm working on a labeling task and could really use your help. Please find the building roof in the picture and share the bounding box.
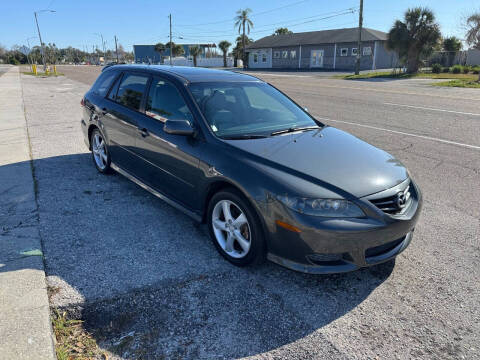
[104,64,261,83]
[246,27,387,49]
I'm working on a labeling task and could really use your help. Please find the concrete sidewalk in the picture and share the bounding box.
[0,66,56,359]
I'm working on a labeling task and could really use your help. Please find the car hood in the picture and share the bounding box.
[224,126,408,198]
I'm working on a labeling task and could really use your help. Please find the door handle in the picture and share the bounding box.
[138,128,149,137]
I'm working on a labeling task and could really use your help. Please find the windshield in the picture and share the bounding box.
[188,82,321,138]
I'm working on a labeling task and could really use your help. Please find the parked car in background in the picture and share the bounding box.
[81,65,422,274]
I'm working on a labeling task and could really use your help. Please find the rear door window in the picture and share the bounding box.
[115,73,150,111]
[91,71,117,96]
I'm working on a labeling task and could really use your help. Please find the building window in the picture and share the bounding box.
[282,50,288,58]
[273,51,280,59]
[363,46,372,56]
[290,50,296,59]
[262,53,267,63]
[253,53,258,63]
[340,48,348,56]
[351,48,358,56]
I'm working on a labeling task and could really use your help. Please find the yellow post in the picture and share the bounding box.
[32,64,37,75]
[45,65,50,75]
[53,65,57,75]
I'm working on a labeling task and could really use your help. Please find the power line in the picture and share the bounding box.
[174,9,357,39]
[176,0,312,27]
[175,20,358,42]
[176,7,356,36]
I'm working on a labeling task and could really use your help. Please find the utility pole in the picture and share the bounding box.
[34,12,47,70]
[169,14,173,65]
[114,35,119,63]
[354,0,363,75]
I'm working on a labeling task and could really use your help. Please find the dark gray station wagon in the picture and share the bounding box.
[81,65,422,274]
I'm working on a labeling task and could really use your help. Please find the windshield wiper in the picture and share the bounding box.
[270,126,321,136]
[221,134,269,140]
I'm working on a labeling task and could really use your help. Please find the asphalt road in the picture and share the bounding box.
[19,66,480,359]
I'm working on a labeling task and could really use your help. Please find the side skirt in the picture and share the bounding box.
[110,162,202,222]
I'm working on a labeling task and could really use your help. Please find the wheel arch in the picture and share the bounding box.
[202,179,270,252]
[87,124,99,150]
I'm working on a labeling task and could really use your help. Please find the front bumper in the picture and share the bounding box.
[263,179,422,274]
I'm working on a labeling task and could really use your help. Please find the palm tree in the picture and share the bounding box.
[234,8,253,69]
[387,8,441,73]
[154,42,165,63]
[442,36,462,66]
[465,13,480,81]
[189,45,201,67]
[218,40,231,67]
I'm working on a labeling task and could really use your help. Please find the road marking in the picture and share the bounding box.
[383,102,480,117]
[315,116,480,151]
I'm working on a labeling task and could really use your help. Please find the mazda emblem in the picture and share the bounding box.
[396,191,406,209]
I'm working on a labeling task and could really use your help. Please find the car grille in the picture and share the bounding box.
[307,253,344,266]
[370,183,412,215]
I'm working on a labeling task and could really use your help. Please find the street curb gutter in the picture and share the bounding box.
[0,66,56,359]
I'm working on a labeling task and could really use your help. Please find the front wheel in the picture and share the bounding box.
[207,189,266,267]
[90,128,111,174]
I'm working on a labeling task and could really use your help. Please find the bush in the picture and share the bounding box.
[451,65,462,74]
[8,57,20,65]
[472,66,480,74]
[462,66,471,74]
[431,63,442,73]
[442,66,450,73]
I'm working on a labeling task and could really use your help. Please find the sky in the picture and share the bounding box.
[1,0,478,52]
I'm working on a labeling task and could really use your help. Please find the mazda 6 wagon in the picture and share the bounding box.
[81,65,422,274]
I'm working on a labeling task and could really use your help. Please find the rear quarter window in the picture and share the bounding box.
[90,71,118,96]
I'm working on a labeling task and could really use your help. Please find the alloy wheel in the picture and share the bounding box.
[92,133,108,170]
[211,199,251,258]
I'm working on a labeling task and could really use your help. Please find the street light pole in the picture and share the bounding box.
[34,12,46,70]
[34,10,55,71]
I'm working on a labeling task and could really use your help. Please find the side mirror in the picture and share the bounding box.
[163,119,195,136]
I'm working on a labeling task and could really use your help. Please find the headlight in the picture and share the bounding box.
[276,195,365,218]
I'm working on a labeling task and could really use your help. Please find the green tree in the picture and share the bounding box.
[465,12,480,81]
[273,27,292,36]
[154,42,165,60]
[166,42,184,57]
[466,13,480,49]
[232,35,252,67]
[189,45,201,66]
[218,40,231,67]
[387,7,441,73]
[234,8,253,69]
[443,36,462,66]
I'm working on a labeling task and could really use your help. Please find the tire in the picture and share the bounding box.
[90,128,112,174]
[207,188,266,267]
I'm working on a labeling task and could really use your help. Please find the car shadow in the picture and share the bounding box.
[0,153,395,359]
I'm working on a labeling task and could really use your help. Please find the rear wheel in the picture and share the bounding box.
[207,189,265,266]
[90,128,111,174]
